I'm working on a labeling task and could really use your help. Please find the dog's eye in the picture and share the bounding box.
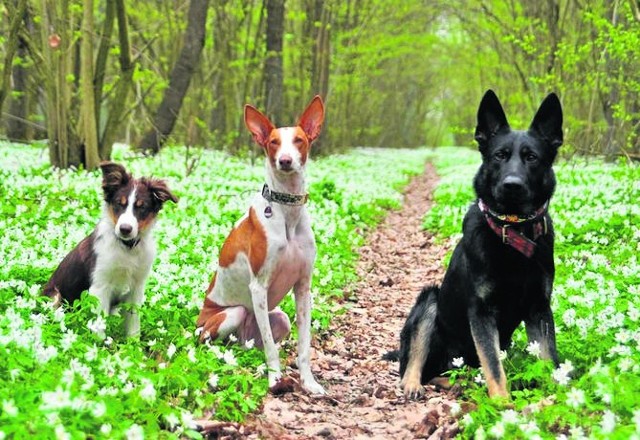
[293,137,303,144]
[270,139,280,146]
[494,151,507,161]
[525,153,538,162]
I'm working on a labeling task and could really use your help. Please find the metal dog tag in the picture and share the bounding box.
[264,206,273,218]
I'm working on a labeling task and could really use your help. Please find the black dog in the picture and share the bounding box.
[393,90,562,398]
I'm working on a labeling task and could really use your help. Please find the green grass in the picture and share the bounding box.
[424,147,640,439]
[0,142,430,438]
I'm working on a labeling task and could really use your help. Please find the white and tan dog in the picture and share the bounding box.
[197,96,325,394]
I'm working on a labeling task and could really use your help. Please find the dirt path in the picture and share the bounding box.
[204,163,460,439]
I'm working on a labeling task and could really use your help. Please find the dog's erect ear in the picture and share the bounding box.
[529,93,563,149]
[149,179,178,206]
[475,90,510,146]
[244,105,275,148]
[297,95,324,142]
[100,162,130,196]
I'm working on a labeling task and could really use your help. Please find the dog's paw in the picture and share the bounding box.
[267,371,283,389]
[301,378,326,395]
[402,378,425,400]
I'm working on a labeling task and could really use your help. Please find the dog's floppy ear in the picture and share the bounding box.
[149,179,179,206]
[529,93,563,149]
[100,162,130,198]
[475,90,510,147]
[297,95,324,142]
[244,105,275,148]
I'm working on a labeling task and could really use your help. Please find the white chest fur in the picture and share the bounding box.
[90,218,156,307]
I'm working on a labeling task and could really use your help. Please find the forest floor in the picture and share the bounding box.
[201,163,463,439]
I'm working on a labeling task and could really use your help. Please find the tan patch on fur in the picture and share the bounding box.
[196,297,227,341]
[107,206,119,225]
[474,341,508,398]
[137,213,157,233]
[219,207,267,275]
[293,126,310,165]
[401,318,430,397]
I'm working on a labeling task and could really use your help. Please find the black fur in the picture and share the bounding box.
[393,90,562,398]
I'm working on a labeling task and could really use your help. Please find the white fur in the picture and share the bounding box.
[89,200,156,337]
[205,126,325,394]
[114,187,139,240]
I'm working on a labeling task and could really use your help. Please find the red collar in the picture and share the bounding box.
[477,199,549,258]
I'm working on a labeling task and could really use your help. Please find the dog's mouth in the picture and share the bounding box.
[491,189,538,216]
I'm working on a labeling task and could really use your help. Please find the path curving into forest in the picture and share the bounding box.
[201,163,462,439]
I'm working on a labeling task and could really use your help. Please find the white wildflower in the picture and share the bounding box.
[601,410,616,434]
[2,399,18,417]
[526,341,541,358]
[566,388,585,408]
[139,379,156,403]
[125,423,144,440]
[85,345,98,362]
[100,424,112,435]
[55,424,70,440]
[228,334,238,342]
[187,346,197,363]
[222,349,237,366]
[553,360,574,385]
[181,411,197,430]
[501,409,519,425]
[452,357,464,368]
[244,339,255,349]
[489,421,505,438]
[208,373,220,389]
[165,413,180,430]
[167,343,176,359]
[87,315,107,336]
[92,401,106,418]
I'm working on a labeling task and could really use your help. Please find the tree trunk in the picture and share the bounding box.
[5,0,31,140]
[79,0,100,170]
[264,0,284,124]
[100,0,135,159]
[0,0,28,119]
[138,0,210,154]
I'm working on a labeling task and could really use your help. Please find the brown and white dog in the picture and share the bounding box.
[196,96,325,394]
[43,162,178,337]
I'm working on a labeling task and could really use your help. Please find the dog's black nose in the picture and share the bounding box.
[502,175,525,192]
[119,224,133,235]
[278,155,293,170]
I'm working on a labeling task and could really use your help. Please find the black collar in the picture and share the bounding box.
[261,183,309,206]
[119,237,141,249]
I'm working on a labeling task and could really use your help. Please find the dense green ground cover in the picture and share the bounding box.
[0,142,429,438]
[425,147,640,439]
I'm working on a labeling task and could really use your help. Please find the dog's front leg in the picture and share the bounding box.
[249,277,281,388]
[468,308,508,398]
[123,285,144,338]
[294,278,325,394]
[525,305,559,365]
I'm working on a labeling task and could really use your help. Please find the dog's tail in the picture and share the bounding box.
[382,284,440,362]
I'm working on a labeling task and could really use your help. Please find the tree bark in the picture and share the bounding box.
[79,0,100,170]
[264,0,284,124]
[100,0,135,159]
[0,0,28,119]
[5,0,31,140]
[138,0,210,154]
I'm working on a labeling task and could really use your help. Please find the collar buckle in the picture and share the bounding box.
[501,224,510,244]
